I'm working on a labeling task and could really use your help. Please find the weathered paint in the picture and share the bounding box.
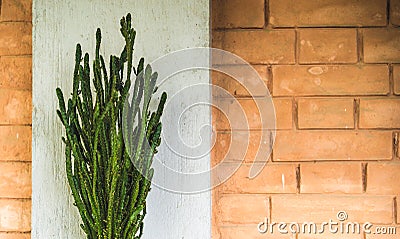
[32,0,210,238]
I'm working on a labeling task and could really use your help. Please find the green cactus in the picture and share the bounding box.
[56,13,167,239]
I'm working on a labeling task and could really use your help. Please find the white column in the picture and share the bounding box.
[32,0,210,238]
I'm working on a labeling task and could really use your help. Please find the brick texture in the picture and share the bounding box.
[0,162,31,198]
[271,195,393,224]
[0,0,32,236]
[220,163,297,194]
[274,131,392,161]
[217,194,269,225]
[0,89,31,124]
[367,163,400,195]
[272,65,389,96]
[0,199,30,231]
[212,131,272,164]
[0,233,30,239]
[299,29,357,64]
[0,0,32,22]
[392,0,400,26]
[211,1,399,237]
[297,98,354,129]
[359,98,400,128]
[0,126,31,162]
[0,57,32,90]
[213,30,295,64]
[212,0,264,29]
[364,29,400,63]
[214,97,291,130]
[0,23,31,56]
[300,163,362,193]
[212,65,270,97]
[269,0,386,27]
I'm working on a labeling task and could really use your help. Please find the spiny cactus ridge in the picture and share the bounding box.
[56,13,167,239]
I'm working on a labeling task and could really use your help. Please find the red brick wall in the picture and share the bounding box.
[0,0,32,238]
[212,0,400,238]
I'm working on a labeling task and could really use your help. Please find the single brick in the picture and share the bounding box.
[214,98,291,130]
[0,57,32,90]
[300,162,363,193]
[359,98,400,128]
[271,195,393,224]
[299,29,357,64]
[0,126,31,161]
[364,29,400,63]
[220,163,297,193]
[212,65,270,97]
[367,163,400,195]
[273,131,392,161]
[212,0,265,28]
[297,98,354,129]
[0,0,32,22]
[213,30,295,64]
[218,194,269,225]
[212,131,272,164]
[0,233,30,239]
[391,0,400,26]
[0,23,31,56]
[269,0,386,27]
[0,162,31,198]
[0,89,31,125]
[394,65,400,95]
[220,226,296,239]
[0,199,30,231]
[272,65,389,96]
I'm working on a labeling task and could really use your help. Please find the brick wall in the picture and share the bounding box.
[212,0,400,238]
[0,0,32,238]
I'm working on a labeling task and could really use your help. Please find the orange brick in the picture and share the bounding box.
[0,162,31,198]
[0,126,31,161]
[272,65,389,96]
[220,163,297,194]
[359,98,400,128]
[0,23,31,56]
[212,131,272,164]
[299,29,357,64]
[391,0,400,26]
[364,29,400,63]
[394,65,400,95]
[212,0,265,28]
[0,233,30,239]
[214,98,291,130]
[0,0,32,22]
[367,163,400,195]
[274,131,392,161]
[366,226,399,239]
[212,65,270,97]
[213,30,295,64]
[269,0,386,27]
[217,194,269,225]
[298,98,354,129]
[0,89,31,124]
[271,195,393,224]
[220,226,296,239]
[0,57,32,90]
[0,199,30,231]
[299,232,362,239]
[300,163,362,194]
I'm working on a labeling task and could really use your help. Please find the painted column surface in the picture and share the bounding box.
[32,0,210,238]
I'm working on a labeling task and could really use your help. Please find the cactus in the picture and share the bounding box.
[56,13,167,239]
